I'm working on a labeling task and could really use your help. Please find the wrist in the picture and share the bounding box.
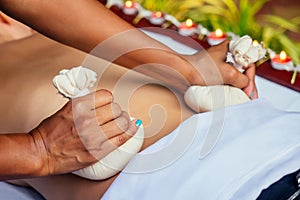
[160,52,205,91]
[0,133,46,180]
[29,128,51,177]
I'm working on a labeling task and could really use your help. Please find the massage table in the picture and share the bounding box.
[1,30,299,200]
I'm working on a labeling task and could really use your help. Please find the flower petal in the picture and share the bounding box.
[230,35,252,55]
[246,46,259,63]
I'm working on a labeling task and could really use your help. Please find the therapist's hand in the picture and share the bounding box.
[183,41,258,98]
[185,41,248,87]
[30,89,137,176]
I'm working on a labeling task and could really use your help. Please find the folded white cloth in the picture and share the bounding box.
[72,122,144,180]
[184,85,250,112]
[103,99,300,199]
[53,66,97,98]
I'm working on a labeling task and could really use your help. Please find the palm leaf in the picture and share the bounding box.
[222,0,239,18]
[291,16,300,25]
[261,26,276,46]
[248,0,270,16]
[202,0,224,7]
[262,14,300,33]
[179,0,204,10]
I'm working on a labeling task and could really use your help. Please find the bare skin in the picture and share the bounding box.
[0,2,258,179]
[0,10,255,180]
[2,33,194,199]
[0,11,33,43]
[0,8,257,195]
[0,33,140,180]
[0,0,257,93]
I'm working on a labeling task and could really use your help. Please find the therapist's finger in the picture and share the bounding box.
[95,103,122,125]
[243,64,258,99]
[94,89,114,108]
[100,111,132,139]
[101,118,138,149]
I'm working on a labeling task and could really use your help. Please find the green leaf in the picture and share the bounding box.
[202,0,224,7]
[291,16,300,26]
[261,26,276,46]
[179,0,204,10]
[222,0,238,16]
[249,0,270,16]
[262,14,300,32]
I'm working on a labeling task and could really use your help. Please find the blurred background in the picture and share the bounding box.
[134,0,300,65]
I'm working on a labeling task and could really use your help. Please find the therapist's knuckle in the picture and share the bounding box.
[99,89,113,102]
[73,100,88,113]
[116,114,130,131]
[227,68,238,79]
[111,103,122,118]
[116,134,128,146]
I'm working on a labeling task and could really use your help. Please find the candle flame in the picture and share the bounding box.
[185,19,193,27]
[125,1,133,8]
[279,50,287,62]
[154,11,162,18]
[252,40,259,46]
[215,29,223,38]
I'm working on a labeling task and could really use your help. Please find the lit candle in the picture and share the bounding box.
[149,11,165,25]
[207,28,227,46]
[178,19,198,36]
[271,50,294,71]
[122,1,138,15]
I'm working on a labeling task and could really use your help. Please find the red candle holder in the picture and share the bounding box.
[122,1,138,15]
[149,11,165,25]
[207,29,227,46]
[178,19,197,36]
[271,51,294,71]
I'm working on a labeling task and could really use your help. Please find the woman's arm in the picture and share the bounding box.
[0,0,251,92]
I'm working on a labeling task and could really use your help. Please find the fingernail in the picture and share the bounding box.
[135,119,142,127]
[249,91,254,100]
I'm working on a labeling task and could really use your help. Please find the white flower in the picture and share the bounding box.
[197,25,209,36]
[296,65,300,72]
[227,35,266,70]
[226,52,235,64]
[53,66,97,98]
[105,0,123,8]
[229,35,252,55]
[267,48,276,59]
[165,14,181,27]
[139,10,152,18]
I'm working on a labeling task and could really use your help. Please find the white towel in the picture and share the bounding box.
[103,99,300,200]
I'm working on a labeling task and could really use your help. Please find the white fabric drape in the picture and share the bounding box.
[103,99,300,200]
